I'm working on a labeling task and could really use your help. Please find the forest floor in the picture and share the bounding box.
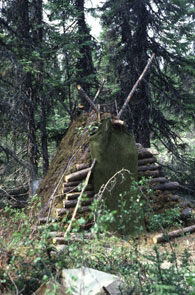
[139,231,195,268]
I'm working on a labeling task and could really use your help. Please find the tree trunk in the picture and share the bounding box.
[75,0,96,109]
[32,0,49,175]
[17,0,39,184]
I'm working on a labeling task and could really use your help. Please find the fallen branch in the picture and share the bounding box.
[153,224,195,243]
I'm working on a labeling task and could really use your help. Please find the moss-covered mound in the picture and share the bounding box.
[37,112,97,210]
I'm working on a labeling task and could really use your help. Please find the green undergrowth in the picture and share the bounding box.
[0,178,195,295]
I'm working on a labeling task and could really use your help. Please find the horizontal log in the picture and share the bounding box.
[63,184,93,194]
[56,206,91,217]
[138,164,159,172]
[63,198,93,208]
[153,182,179,191]
[112,119,126,126]
[66,191,94,200]
[38,217,56,224]
[63,181,81,187]
[138,170,160,178]
[53,233,105,250]
[49,231,64,237]
[53,231,93,244]
[137,148,158,159]
[64,168,90,182]
[0,186,28,196]
[138,158,156,165]
[153,224,195,243]
[136,143,142,148]
[146,177,167,184]
[76,163,90,171]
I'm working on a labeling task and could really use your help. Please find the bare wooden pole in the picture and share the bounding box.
[64,159,96,237]
[77,85,98,113]
[118,53,155,119]
[93,79,105,103]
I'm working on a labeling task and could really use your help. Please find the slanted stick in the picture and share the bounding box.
[93,79,105,103]
[77,85,98,113]
[64,159,96,237]
[118,53,155,119]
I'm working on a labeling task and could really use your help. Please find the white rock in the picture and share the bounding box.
[62,267,124,295]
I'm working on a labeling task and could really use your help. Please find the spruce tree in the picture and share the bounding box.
[100,0,195,148]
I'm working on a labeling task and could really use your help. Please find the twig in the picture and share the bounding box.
[8,272,19,295]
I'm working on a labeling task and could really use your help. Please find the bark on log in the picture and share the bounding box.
[66,191,94,200]
[146,177,167,184]
[76,163,89,171]
[56,206,91,217]
[53,231,92,244]
[137,149,153,159]
[153,182,179,191]
[38,217,56,224]
[136,143,142,148]
[138,164,159,172]
[63,184,93,194]
[63,181,81,187]
[138,158,157,165]
[0,186,28,198]
[138,170,160,178]
[64,168,90,182]
[153,224,195,243]
[63,198,93,208]
[112,119,126,126]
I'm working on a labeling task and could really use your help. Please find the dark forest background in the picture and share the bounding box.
[0,0,194,199]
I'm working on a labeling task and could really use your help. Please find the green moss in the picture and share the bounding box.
[89,118,144,235]
[36,112,97,214]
